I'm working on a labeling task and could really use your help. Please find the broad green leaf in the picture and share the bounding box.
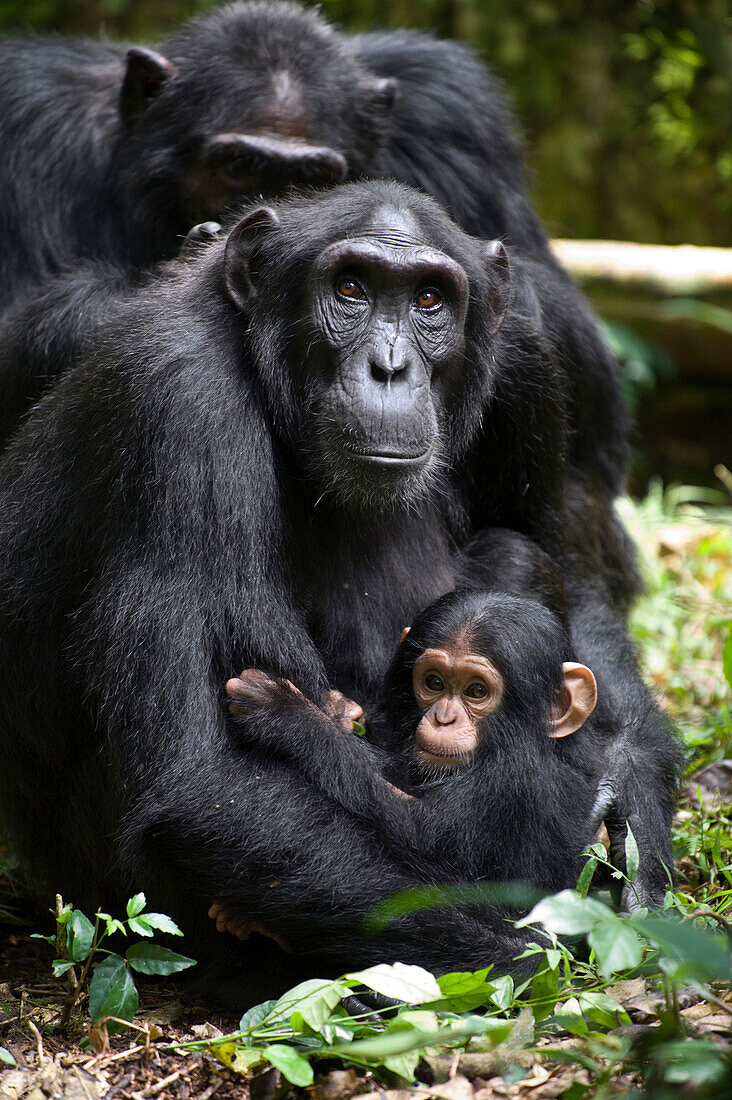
[489,974,514,1010]
[66,910,95,962]
[264,1044,314,1086]
[659,1038,729,1086]
[0,1047,16,1066]
[390,1009,439,1032]
[345,962,441,1004]
[267,979,347,1030]
[352,721,366,736]
[239,999,277,1032]
[625,823,640,883]
[554,996,589,1037]
[126,942,196,975]
[426,968,496,1012]
[88,956,138,1028]
[588,918,643,978]
[128,916,154,937]
[52,959,75,977]
[139,912,183,936]
[529,961,559,1022]
[577,991,631,1030]
[517,890,611,935]
[126,893,146,919]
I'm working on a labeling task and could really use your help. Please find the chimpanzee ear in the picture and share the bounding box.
[121,47,177,125]
[549,663,598,738]
[362,77,398,114]
[224,207,281,312]
[400,626,411,644]
[484,240,511,335]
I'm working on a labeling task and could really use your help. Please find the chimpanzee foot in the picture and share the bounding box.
[324,689,365,733]
[208,902,292,953]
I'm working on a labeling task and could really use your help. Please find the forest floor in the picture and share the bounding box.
[1,481,731,1100]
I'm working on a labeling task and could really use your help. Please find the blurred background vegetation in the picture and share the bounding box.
[0,0,730,489]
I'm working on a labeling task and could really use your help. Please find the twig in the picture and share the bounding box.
[131,1068,185,1098]
[27,1018,44,1066]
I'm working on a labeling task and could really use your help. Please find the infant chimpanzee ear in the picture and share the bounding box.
[224,207,280,312]
[400,626,411,644]
[549,663,598,738]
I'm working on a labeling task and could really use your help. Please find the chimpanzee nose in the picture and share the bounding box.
[434,700,457,726]
[369,342,410,383]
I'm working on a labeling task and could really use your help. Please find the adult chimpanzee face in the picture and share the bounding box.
[223,188,510,510]
[306,218,469,484]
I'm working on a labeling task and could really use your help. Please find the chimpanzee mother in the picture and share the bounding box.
[0,182,677,1004]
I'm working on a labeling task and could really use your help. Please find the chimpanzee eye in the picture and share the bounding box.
[464,681,488,700]
[414,287,443,311]
[336,278,366,301]
[423,673,444,692]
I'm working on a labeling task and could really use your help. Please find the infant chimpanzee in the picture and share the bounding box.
[223,590,604,904]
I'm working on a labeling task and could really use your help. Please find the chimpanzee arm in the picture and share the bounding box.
[227,671,464,873]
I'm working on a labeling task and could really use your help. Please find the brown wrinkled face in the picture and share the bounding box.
[412,645,504,770]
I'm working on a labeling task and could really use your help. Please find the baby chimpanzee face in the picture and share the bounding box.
[411,640,504,769]
[398,592,598,777]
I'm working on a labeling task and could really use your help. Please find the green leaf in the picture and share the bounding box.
[489,974,514,1011]
[0,1047,17,1066]
[266,979,347,1030]
[530,961,559,1022]
[577,991,631,1030]
[576,856,597,897]
[127,916,154,937]
[425,967,496,1012]
[723,633,732,692]
[588,918,643,978]
[553,996,589,1037]
[139,912,183,936]
[625,823,640,883]
[239,999,277,1032]
[30,934,55,945]
[381,1050,421,1082]
[125,942,196,975]
[66,910,95,962]
[517,890,610,935]
[52,959,75,977]
[636,914,732,984]
[345,962,441,1004]
[352,720,366,736]
[264,1044,314,1086]
[126,893,146,919]
[88,956,139,1028]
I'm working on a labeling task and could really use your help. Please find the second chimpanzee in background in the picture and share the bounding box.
[226,587,604,895]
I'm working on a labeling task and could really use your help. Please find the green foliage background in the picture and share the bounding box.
[0,0,728,247]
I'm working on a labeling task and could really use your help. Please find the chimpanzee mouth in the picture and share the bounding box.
[340,441,432,466]
[414,747,472,769]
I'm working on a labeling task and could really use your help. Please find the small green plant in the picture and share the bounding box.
[32,892,195,1033]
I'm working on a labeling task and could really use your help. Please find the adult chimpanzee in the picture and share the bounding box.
[0,0,624,544]
[0,183,677,1007]
[226,589,603,894]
